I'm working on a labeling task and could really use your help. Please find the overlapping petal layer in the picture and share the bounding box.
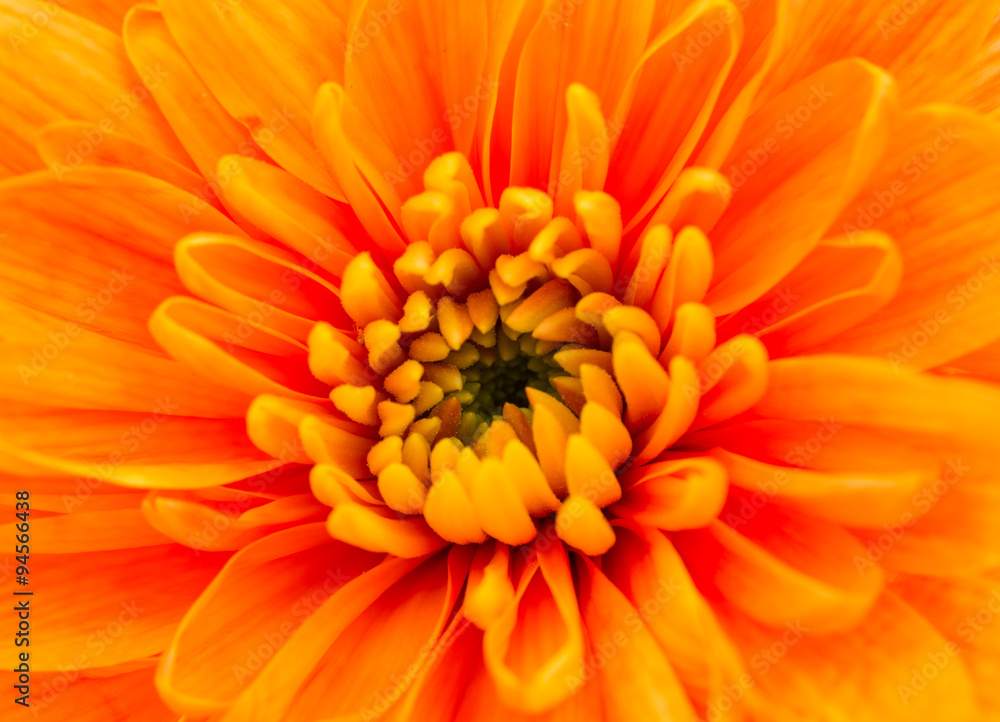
[2,0,1000,720]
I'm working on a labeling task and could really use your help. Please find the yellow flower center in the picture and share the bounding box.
[304,152,714,556]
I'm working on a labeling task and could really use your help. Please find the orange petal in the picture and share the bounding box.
[0,508,167,553]
[217,555,429,722]
[633,355,700,463]
[34,121,216,210]
[66,0,145,31]
[579,401,632,470]
[509,0,653,192]
[753,355,1000,454]
[122,5,267,237]
[156,525,382,715]
[817,106,1000,369]
[0,1,189,177]
[482,540,585,713]
[603,522,747,716]
[344,0,488,176]
[954,13,1000,115]
[464,542,516,630]
[281,547,473,720]
[216,155,366,276]
[0,167,240,352]
[576,554,696,720]
[679,511,884,634]
[299,415,375,478]
[0,300,248,417]
[649,226,715,336]
[142,489,325,552]
[762,0,999,106]
[553,84,611,216]
[312,82,408,254]
[613,456,728,531]
[711,448,935,529]
[159,0,348,198]
[0,403,277,489]
[554,495,616,556]
[175,234,351,342]
[470,458,538,547]
[719,592,978,721]
[0,544,225,672]
[692,334,769,429]
[706,59,896,314]
[643,166,731,235]
[751,355,1000,575]
[690,0,791,169]
[0,666,176,721]
[612,330,668,431]
[340,252,403,327]
[893,570,1000,716]
[608,0,742,227]
[149,296,326,402]
[716,232,902,357]
[423,470,489,545]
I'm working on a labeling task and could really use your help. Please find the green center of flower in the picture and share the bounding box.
[458,338,565,427]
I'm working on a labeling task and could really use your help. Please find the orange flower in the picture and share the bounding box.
[3,0,1000,719]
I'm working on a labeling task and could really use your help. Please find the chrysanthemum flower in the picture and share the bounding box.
[4,0,1000,719]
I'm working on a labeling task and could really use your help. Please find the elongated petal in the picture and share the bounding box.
[0,168,241,352]
[818,106,1000,369]
[0,544,226,672]
[762,0,1000,105]
[719,592,978,721]
[0,0,189,177]
[0,666,176,721]
[483,541,584,714]
[0,508,168,553]
[159,0,349,198]
[706,59,896,314]
[157,525,382,715]
[0,403,278,489]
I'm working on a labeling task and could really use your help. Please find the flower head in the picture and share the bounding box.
[3,0,1000,720]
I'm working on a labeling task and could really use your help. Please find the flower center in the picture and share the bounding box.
[457,341,563,434]
[307,152,713,556]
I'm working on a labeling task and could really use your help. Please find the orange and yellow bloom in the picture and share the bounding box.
[3,0,1000,720]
